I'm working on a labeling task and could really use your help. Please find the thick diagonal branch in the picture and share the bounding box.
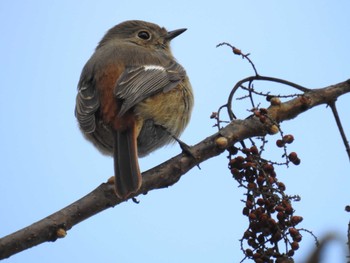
[0,79,349,259]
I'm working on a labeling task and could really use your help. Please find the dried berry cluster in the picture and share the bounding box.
[229,146,303,262]
[254,105,301,167]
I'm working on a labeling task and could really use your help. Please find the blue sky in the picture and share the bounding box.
[0,1,349,262]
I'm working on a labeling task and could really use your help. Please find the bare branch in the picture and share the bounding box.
[0,79,349,259]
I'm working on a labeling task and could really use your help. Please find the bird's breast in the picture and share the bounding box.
[135,79,193,156]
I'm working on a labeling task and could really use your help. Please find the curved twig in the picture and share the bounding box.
[227,75,310,120]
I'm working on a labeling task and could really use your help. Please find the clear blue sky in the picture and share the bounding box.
[1,1,349,262]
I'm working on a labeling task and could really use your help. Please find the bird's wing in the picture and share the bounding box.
[75,74,100,133]
[115,61,186,116]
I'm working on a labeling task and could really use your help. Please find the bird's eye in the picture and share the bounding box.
[137,31,151,40]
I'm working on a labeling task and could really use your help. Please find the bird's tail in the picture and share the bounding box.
[113,127,141,199]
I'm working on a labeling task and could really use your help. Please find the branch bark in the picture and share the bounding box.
[1,79,349,259]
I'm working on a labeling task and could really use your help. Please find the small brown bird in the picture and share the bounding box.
[75,20,193,199]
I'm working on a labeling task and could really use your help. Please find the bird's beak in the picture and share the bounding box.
[165,28,187,40]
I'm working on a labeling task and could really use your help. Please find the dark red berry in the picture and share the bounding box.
[250,145,259,155]
[276,139,285,148]
[283,134,294,144]
[291,216,303,225]
[291,241,299,250]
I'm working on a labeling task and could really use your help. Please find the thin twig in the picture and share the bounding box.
[329,101,350,162]
[227,75,310,120]
[239,85,302,99]
[216,42,259,76]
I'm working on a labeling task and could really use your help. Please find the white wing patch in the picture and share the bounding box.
[143,65,165,71]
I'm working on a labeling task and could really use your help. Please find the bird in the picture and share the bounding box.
[75,20,193,199]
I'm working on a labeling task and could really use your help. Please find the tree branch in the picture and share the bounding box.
[1,79,349,259]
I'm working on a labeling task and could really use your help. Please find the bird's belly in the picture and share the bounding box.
[135,87,192,156]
